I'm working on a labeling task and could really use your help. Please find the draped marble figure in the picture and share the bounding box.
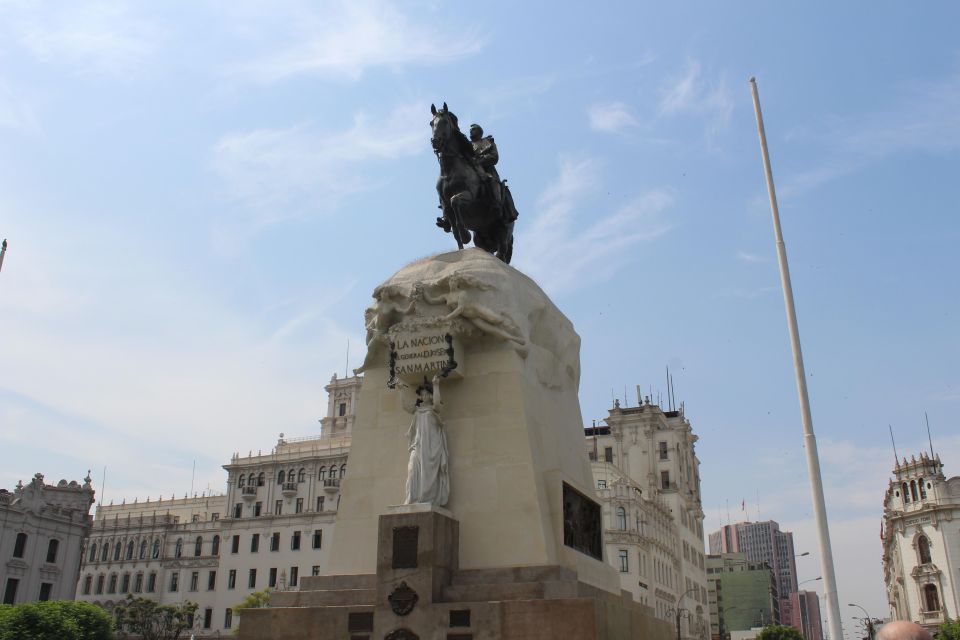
[404,374,449,506]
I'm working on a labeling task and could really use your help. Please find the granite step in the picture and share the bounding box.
[269,588,375,608]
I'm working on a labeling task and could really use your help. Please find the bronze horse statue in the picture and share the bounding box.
[430,103,517,264]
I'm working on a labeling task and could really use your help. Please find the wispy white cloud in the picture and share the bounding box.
[587,101,639,134]
[233,0,484,82]
[0,79,40,134]
[736,250,766,264]
[514,157,673,294]
[658,60,733,136]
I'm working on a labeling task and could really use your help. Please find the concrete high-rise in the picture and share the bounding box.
[708,520,798,627]
[706,553,778,639]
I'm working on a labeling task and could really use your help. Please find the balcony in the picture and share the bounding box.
[281,482,298,497]
[241,486,257,500]
[921,610,943,623]
[323,479,340,493]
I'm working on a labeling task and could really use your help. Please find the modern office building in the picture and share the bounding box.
[586,395,709,640]
[706,553,779,640]
[709,520,798,626]
[789,590,823,640]
[1,472,95,604]
[882,451,960,630]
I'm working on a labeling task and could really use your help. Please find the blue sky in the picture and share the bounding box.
[1,0,958,629]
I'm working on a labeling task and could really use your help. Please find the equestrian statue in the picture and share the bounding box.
[430,103,519,264]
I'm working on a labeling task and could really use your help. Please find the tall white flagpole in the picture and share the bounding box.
[749,77,844,640]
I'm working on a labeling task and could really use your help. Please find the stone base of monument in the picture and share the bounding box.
[239,503,671,640]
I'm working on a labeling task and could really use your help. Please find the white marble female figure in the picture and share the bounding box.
[404,374,449,507]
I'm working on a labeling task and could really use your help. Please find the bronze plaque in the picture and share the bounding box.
[562,482,602,560]
[392,526,419,569]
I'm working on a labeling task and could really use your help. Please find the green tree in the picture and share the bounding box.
[230,588,271,635]
[935,618,960,640]
[0,600,114,640]
[114,595,197,640]
[756,624,805,640]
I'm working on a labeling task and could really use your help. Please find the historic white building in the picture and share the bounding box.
[882,451,960,630]
[1,472,95,604]
[585,396,709,640]
[76,373,359,636]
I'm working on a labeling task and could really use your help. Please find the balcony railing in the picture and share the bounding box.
[323,479,340,493]
[241,486,257,500]
[281,482,298,496]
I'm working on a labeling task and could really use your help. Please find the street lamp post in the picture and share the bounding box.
[848,604,876,640]
[669,587,702,640]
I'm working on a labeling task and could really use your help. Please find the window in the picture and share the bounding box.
[340,464,347,478]
[169,572,179,592]
[101,543,109,562]
[124,540,134,560]
[312,529,323,549]
[12,533,27,559]
[604,447,613,463]
[297,468,306,483]
[902,482,910,504]
[208,570,216,590]
[38,583,52,601]
[616,507,627,531]
[923,584,941,612]
[618,550,629,572]
[597,479,607,489]
[139,540,147,559]
[134,573,143,593]
[918,535,932,564]
[152,540,160,559]
[211,513,219,521]
[238,474,246,487]
[3,579,18,605]
[254,501,262,517]
[910,480,918,502]
[659,441,669,460]
[225,608,233,629]
[248,569,257,589]
[329,466,338,479]
[190,571,199,592]
[269,568,278,588]
[271,532,280,551]
[46,539,60,563]
[919,477,927,499]
[661,471,671,490]
[194,536,203,557]
[312,566,321,576]
[175,538,183,558]
[316,496,325,511]
[339,402,346,416]
[83,575,93,595]
[88,543,98,562]
[203,608,213,629]
[231,535,240,554]
[296,498,304,513]
[113,541,122,561]
[147,573,156,593]
[251,533,260,553]
[234,503,242,518]
[228,570,236,589]
[291,531,301,550]
[275,500,283,515]
[108,574,117,593]
[95,575,105,594]
[257,472,265,486]
[278,470,286,484]
[212,535,220,556]
[290,566,299,587]
[318,466,326,479]
[121,573,130,593]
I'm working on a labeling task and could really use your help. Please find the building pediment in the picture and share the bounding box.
[910,563,941,579]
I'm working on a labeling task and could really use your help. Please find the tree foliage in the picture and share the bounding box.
[114,595,197,640]
[0,600,114,640]
[231,588,271,635]
[756,624,805,640]
[935,618,960,640]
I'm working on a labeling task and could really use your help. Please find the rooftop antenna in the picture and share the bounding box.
[345,339,350,379]
[888,425,899,468]
[636,385,642,406]
[99,466,106,508]
[666,366,671,411]
[925,412,935,459]
[0,239,7,273]
[190,460,196,498]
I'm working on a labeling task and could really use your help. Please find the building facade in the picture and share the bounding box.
[585,396,709,640]
[789,590,823,640]
[706,553,779,640]
[1,472,95,605]
[882,452,960,630]
[709,520,798,626]
[76,373,358,636]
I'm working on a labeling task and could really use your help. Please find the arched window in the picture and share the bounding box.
[339,464,346,478]
[297,468,306,483]
[46,539,59,563]
[194,536,203,557]
[910,480,918,502]
[13,533,27,558]
[211,535,220,556]
[113,542,122,561]
[923,584,941,612]
[918,535,932,564]
[101,543,110,562]
[175,538,183,558]
[902,482,910,504]
[318,466,326,479]
[89,543,98,563]
[288,468,296,484]
[616,507,627,531]
[919,478,927,499]
[152,540,160,559]
[238,474,246,488]
[257,472,265,486]
[126,540,135,560]
[139,540,147,559]
[329,466,338,479]
[278,470,285,484]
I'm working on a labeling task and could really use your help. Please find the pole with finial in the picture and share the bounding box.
[0,239,7,273]
[749,76,844,640]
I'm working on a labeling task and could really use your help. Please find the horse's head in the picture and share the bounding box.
[430,102,460,153]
